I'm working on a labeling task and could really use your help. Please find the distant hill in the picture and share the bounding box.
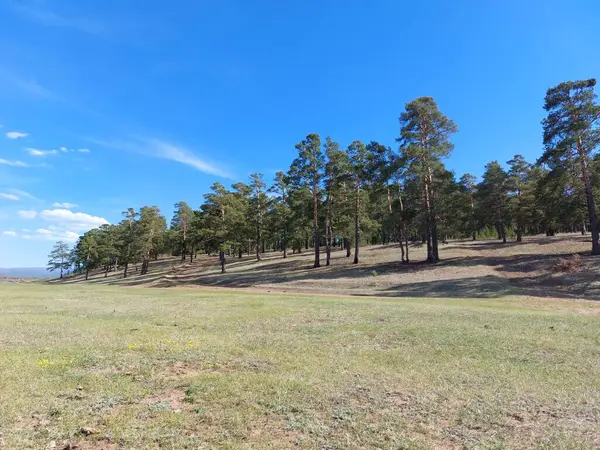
[0,267,50,278]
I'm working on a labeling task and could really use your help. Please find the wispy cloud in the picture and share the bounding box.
[10,189,39,201]
[0,68,56,100]
[2,231,17,237]
[77,148,91,153]
[9,1,106,35]
[0,193,20,201]
[17,210,37,219]
[0,158,29,167]
[52,202,78,209]
[6,131,28,139]
[88,137,233,179]
[26,148,58,157]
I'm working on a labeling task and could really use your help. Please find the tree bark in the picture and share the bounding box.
[399,226,405,263]
[313,177,320,268]
[123,262,128,278]
[353,182,360,265]
[220,249,226,273]
[577,141,600,253]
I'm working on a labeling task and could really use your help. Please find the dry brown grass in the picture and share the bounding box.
[552,254,583,273]
[59,233,600,301]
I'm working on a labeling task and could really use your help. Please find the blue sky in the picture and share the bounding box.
[1,0,599,267]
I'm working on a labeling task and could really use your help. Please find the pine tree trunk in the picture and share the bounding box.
[220,249,226,273]
[578,145,600,254]
[313,179,320,268]
[123,262,128,278]
[344,238,351,258]
[105,265,109,278]
[405,230,410,263]
[353,182,360,264]
[399,226,405,263]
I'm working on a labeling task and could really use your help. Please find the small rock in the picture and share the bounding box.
[76,386,83,391]
[79,427,97,436]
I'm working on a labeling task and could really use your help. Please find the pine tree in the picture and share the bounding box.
[397,97,457,261]
[289,134,325,268]
[323,137,350,265]
[249,173,267,261]
[477,161,510,243]
[347,140,368,264]
[47,241,71,278]
[540,79,600,253]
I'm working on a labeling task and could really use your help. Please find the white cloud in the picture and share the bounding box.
[52,202,78,209]
[26,148,58,156]
[23,228,80,242]
[40,208,108,232]
[88,137,232,178]
[77,148,91,153]
[0,193,19,201]
[6,131,28,139]
[0,158,29,167]
[18,210,37,219]
[60,146,68,152]
[2,231,17,237]
[10,189,38,201]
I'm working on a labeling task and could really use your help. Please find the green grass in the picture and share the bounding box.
[1,285,600,449]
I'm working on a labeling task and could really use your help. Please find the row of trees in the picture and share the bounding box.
[48,79,600,278]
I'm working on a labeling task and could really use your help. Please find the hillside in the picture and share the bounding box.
[0,267,49,279]
[59,234,600,301]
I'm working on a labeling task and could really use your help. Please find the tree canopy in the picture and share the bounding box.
[57,81,600,278]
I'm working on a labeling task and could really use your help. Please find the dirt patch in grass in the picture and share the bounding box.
[47,437,118,450]
[141,388,187,411]
[63,233,600,301]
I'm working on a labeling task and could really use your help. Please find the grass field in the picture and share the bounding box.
[1,285,600,449]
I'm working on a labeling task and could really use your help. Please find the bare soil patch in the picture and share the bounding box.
[64,234,600,300]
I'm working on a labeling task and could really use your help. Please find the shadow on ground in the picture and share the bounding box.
[56,235,600,301]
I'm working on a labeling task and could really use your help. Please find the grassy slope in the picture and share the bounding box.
[1,285,600,449]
